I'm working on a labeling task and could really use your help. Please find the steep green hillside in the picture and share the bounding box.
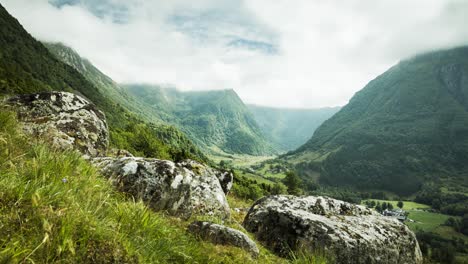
[125,84,276,156]
[248,105,340,152]
[0,4,205,162]
[42,42,168,124]
[0,4,99,99]
[288,47,468,196]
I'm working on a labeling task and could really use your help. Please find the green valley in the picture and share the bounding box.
[248,105,340,152]
[1,1,468,263]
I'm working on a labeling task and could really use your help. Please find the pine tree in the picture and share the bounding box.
[282,171,302,196]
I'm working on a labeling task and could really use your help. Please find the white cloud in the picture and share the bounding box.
[1,0,468,108]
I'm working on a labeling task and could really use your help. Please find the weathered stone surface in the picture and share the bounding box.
[5,92,108,157]
[215,170,233,194]
[183,161,232,194]
[107,148,134,158]
[93,157,230,219]
[188,221,259,258]
[243,195,422,264]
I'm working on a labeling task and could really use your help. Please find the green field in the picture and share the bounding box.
[234,169,276,185]
[406,210,452,232]
[208,146,276,168]
[433,226,468,243]
[363,199,430,210]
[363,199,467,239]
[362,199,449,232]
[257,163,287,179]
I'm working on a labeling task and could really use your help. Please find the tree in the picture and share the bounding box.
[397,201,404,209]
[271,183,288,195]
[462,214,468,236]
[387,202,394,210]
[375,202,382,213]
[382,202,388,211]
[219,160,226,169]
[282,171,302,196]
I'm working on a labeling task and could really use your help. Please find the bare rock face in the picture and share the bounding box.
[93,157,230,219]
[188,221,259,258]
[5,92,108,157]
[243,195,423,264]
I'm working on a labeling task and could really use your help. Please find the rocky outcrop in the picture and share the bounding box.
[243,195,422,264]
[107,148,134,158]
[93,157,230,219]
[188,221,259,258]
[5,92,108,157]
[214,170,233,194]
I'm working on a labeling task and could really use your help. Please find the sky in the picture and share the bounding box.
[2,0,468,108]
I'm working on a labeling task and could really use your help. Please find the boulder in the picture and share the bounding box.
[243,195,422,264]
[5,92,108,157]
[107,148,135,158]
[188,221,259,258]
[93,157,230,219]
[214,170,233,194]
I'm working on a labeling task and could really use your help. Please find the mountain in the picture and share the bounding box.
[125,84,276,156]
[287,47,468,195]
[42,42,168,124]
[44,43,275,157]
[248,105,341,152]
[0,4,100,99]
[0,4,206,162]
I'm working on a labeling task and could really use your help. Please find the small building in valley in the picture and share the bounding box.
[382,208,407,222]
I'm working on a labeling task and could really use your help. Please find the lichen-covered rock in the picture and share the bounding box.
[93,157,230,219]
[188,221,259,257]
[215,170,233,194]
[107,148,134,158]
[243,195,422,264]
[5,92,108,157]
[182,160,232,194]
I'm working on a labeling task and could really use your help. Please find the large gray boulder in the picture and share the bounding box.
[188,221,259,258]
[5,92,108,157]
[243,195,422,264]
[93,157,230,219]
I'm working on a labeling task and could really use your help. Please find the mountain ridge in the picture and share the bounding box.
[124,84,277,156]
[287,46,468,195]
[0,5,206,162]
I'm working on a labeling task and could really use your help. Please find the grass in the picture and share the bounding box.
[0,110,327,264]
[207,147,276,168]
[433,226,468,243]
[256,163,287,180]
[362,199,450,233]
[363,199,430,210]
[406,211,453,232]
[234,169,276,185]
